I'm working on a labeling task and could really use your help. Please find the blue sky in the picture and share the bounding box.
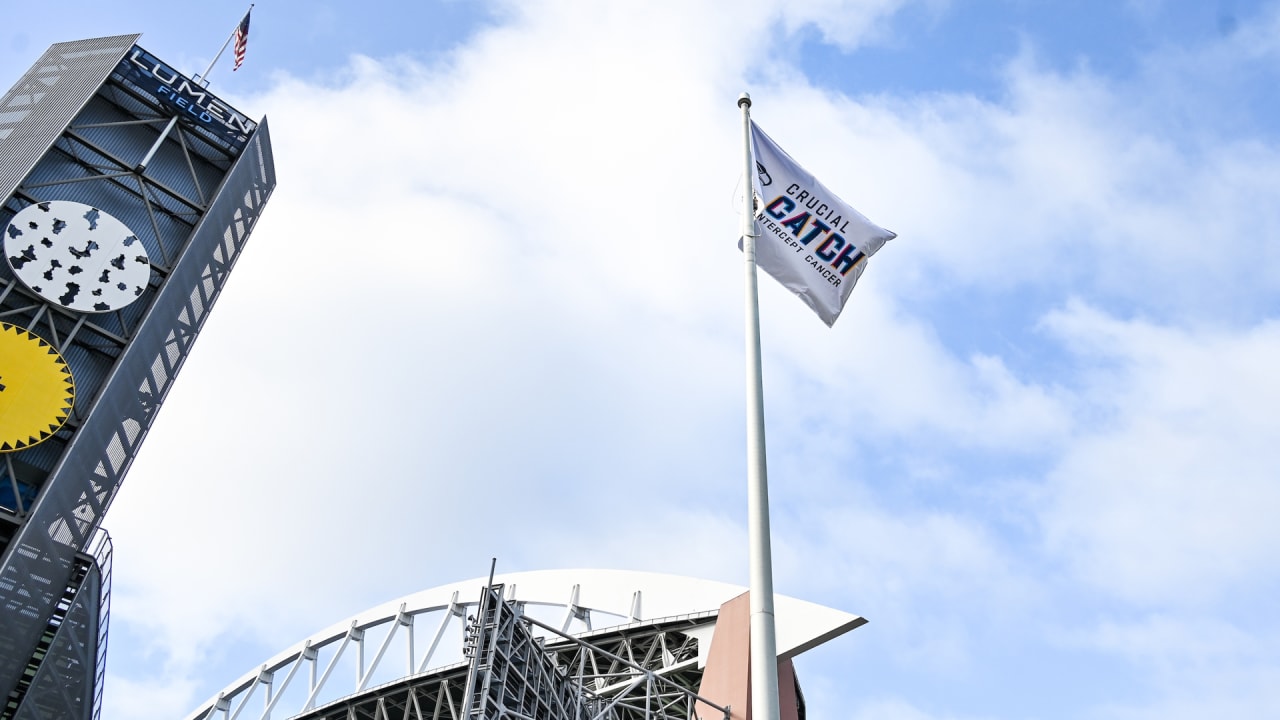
[5,2,1280,719]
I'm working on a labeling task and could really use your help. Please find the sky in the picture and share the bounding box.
[5,0,1280,718]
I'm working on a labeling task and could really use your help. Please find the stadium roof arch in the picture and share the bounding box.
[184,569,866,720]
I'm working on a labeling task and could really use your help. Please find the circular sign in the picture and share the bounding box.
[4,200,151,313]
[0,322,76,453]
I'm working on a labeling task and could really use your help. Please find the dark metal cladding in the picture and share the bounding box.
[0,35,276,718]
[0,36,140,210]
[10,531,111,720]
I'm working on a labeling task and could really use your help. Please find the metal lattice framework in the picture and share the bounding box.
[10,528,111,720]
[182,570,864,720]
[536,615,709,718]
[463,584,622,720]
[455,584,727,720]
[0,35,276,714]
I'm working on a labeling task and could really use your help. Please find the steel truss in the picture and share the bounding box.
[0,35,276,713]
[536,616,709,719]
[8,529,111,720]
[188,582,729,720]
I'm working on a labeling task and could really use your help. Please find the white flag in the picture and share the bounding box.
[747,120,896,326]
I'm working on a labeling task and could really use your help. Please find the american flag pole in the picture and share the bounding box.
[195,4,253,87]
[138,4,252,171]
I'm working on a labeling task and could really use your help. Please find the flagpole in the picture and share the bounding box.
[739,92,782,720]
[195,3,253,87]
[137,4,252,173]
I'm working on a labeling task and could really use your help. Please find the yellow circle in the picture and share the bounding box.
[0,322,75,452]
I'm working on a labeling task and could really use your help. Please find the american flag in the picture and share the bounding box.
[233,9,251,71]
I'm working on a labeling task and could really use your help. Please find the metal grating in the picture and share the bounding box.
[0,36,139,207]
[0,36,276,707]
[462,584,600,720]
[4,528,111,720]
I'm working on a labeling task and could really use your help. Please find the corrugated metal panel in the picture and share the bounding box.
[0,113,275,702]
[143,136,223,211]
[65,95,167,173]
[1,35,273,705]
[57,343,118,425]
[69,90,226,208]
[0,35,139,208]
[21,156,171,270]
[11,552,102,720]
[1,435,66,477]
[19,109,203,271]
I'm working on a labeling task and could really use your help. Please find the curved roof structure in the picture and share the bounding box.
[185,569,865,720]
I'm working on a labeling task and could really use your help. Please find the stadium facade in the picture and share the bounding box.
[182,569,866,720]
[0,35,275,719]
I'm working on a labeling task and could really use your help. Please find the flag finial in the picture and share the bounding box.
[738,92,752,108]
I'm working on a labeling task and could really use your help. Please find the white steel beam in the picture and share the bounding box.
[303,623,359,711]
[358,604,410,692]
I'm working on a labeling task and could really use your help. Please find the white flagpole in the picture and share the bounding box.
[137,4,252,173]
[196,4,253,87]
[739,92,782,720]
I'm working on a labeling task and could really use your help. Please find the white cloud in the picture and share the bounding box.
[759,291,1073,453]
[85,2,1280,719]
[1065,614,1280,720]
[734,47,1280,326]
[1078,613,1266,669]
[841,698,983,720]
[1038,302,1280,606]
[775,501,1038,675]
[102,673,201,720]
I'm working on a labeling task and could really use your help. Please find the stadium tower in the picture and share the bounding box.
[0,35,275,718]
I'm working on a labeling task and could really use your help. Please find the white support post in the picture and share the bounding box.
[257,642,311,720]
[225,668,264,720]
[358,605,410,692]
[406,610,416,678]
[629,591,642,622]
[303,623,358,711]
[562,584,582,632]
[417,592,463,674]
[738,91,782,720]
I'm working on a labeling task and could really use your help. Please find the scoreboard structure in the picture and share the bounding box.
[0,35,275,718]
